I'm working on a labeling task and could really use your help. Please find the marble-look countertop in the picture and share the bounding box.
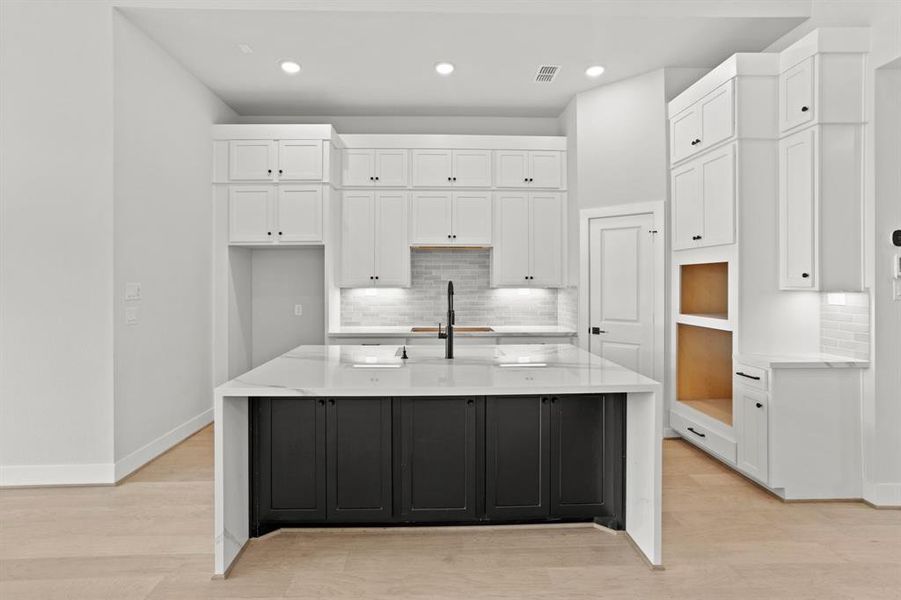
[216,343,659,398]
[736,353,870,369]
[327,325,577,338]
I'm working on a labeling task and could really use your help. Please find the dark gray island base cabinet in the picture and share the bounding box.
[250,394,626,537]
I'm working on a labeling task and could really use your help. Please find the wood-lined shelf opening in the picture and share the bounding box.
[680,262,728,323]
[677,323,733,426]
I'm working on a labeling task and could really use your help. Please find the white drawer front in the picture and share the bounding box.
[671,410,737,465]
[733,363,768,391]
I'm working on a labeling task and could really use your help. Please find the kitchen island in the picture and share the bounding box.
[214,344,662,575]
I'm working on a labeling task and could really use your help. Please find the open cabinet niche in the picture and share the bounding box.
[228,246,325,378]
[677,324,733,426]
[680,261,728,320]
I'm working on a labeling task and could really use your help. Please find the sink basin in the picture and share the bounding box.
[410,326,494,333]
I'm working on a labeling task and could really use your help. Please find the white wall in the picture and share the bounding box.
[765,1,901,505]
[0,1,116,484]
[251,248,325,367]
[235,114,562,136]
[112,12,236,476]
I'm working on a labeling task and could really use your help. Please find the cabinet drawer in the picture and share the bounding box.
[733,363,768,391]
[671,410,737,464]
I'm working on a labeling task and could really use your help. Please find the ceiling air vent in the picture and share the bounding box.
[534,65,560,83]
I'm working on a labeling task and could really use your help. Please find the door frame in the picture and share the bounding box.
[579,201,666,387]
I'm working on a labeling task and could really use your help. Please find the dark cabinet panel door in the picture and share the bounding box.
[327,397,392,521]
[550,394,626,527]
[255,397,327,526]
[485,396,550,520]
[397,397,477,521]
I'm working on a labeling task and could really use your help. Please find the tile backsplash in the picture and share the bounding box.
[820,293,870,360]
[340,249,559,326]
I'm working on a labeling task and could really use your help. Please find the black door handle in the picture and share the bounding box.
[801,273,810,278]
[801,106,809,112]
[736,372,761,381]
[756,402,763,408]
[687,427,706,438]
[590,327,607,335]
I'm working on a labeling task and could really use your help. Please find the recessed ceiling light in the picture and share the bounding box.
[585,65,605,78]
[434,62,455,76]
[279,60,301,75]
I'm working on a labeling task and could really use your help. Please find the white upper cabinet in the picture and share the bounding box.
[342,149,408,186]
[276,185,323,242]
[411,149,492,187]
[229,139,323,181]
[229,185,323,245]
[277,140,323,180]
[410,191,491,245]
[411,150,454,186]
[779,128,816,289]
[671,144,735,251]
[229,140,276,181]
[495,150,563,188]
[669,80,735,165]
[229,186,274,243]
[780,57,815,132]
[451,192,492,245]
[492,192,563,287]
[340,191,410,287]
[452,150,492,187]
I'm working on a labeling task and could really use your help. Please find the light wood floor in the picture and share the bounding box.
[2,426,899,599]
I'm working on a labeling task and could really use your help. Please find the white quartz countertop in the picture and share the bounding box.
[327,325,577,338]
[736,353,870,369]
[216,344,660,398]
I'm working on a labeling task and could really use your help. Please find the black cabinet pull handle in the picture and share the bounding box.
[756,402,763,408]
[525,275,529,280]
[267,169,272,174]
[448,177,452,181]
[369,176,374,181]
[278,231,283,235]
[448,234,452,239]
[801,106,809,112]
[736,372,761,381]
[541,398,547,404]
[802,272,810,278]
[328,399,335,405]
[375,176,380,181]
[278,169,283,175]
[370,276,374,280]
[452,234,457,238]
[267,231,272,236]
[375,276,379,280]
[687,427,706,438]
[466,399,474,405]
[550,397,557,404]
[317,399,325,405]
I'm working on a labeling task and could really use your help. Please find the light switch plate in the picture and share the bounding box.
[125,306,140,325]
[125,282,142,301]
[294,304,303,316]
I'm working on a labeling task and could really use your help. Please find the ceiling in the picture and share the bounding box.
[121,4,807,117]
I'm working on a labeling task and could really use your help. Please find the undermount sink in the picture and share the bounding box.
[410,326,494,333]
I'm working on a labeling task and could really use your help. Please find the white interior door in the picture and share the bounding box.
[588,213,655,378]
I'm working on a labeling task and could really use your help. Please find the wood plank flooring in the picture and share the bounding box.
[2,426,899,599]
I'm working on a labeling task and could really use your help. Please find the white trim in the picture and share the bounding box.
[339,134,566,151]
[0,462,115,487]
[114,408,213,481]
[579,201,667,389]
[864,481,901,508]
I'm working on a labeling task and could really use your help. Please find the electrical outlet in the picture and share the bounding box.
[125,282,142,301]
[294,304,303,316]
[125,306,140,326]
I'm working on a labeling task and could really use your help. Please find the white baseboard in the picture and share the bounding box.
[114,408,213,481]
[864,481,901,508]
[0,462,115,487]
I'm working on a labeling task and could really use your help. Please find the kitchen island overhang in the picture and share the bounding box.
[214,344,662,575]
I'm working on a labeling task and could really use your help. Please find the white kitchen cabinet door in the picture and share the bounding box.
[451,192,492,245]
[779,128,817,289]
[375,150,408,186]
[670,107,699,165]
[492,192,531,286]
[410,192,452,244]
[698,80,735,153]
[529,151,562,188]
[671,162,702,250]
[343,149,375,186]
[229,186,274,243]
[737,386,769,484]
[780,57,815,133]
[341,192,375,286]
[452,150,492,187]
[698,144,735,248]
[229,140,276,181]
[276,185,322,243]
[277,140,322,180]
[374,192,410,286]
[529,193,563,286]
[412,150,453,187]
[495,151,530,187]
